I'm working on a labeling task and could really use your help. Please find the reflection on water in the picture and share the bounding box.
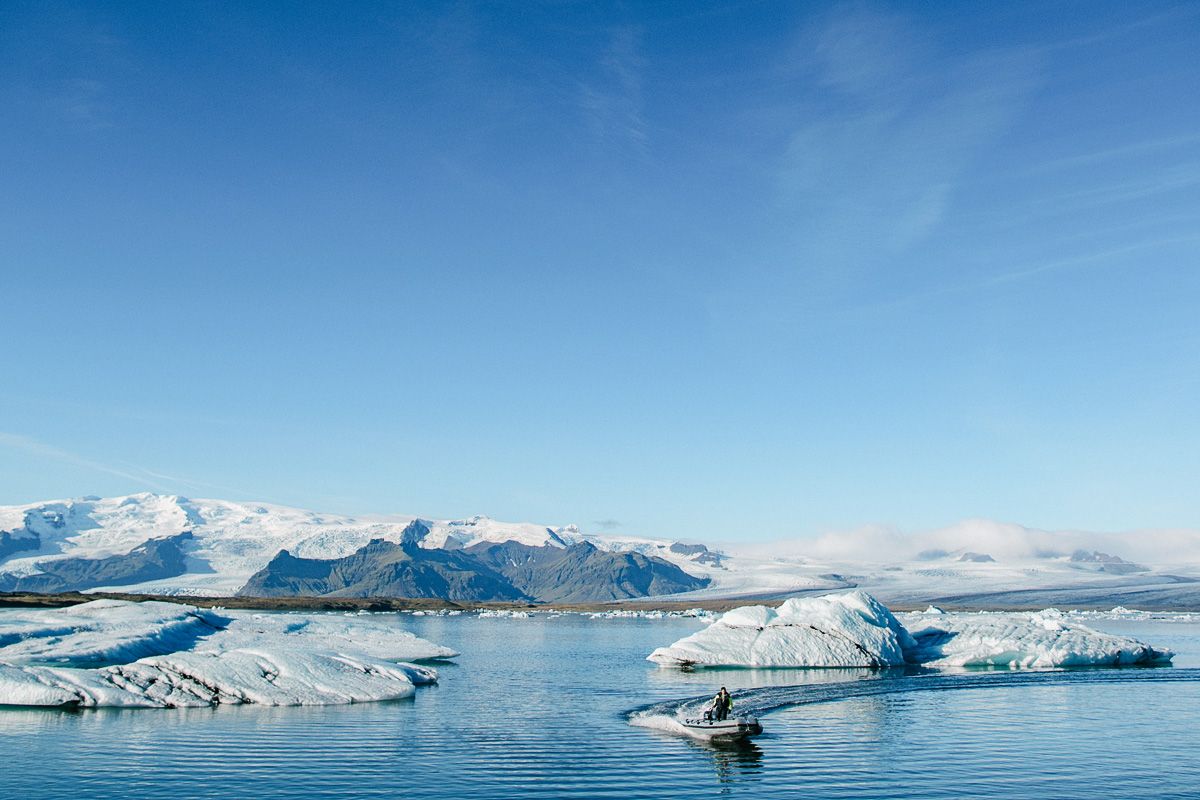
[1,614,1198,800]
[645,664,887,691]
[693,738,765,791]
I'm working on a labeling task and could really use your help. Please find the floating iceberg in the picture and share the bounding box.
[0,600,456,708]
[589,609,666,619]
[586,608,714,620]
[903,610,1175,667]
[648,591,1173,669]
[647,591,915,668]
[0,599,227,665]
[211,612,459,663]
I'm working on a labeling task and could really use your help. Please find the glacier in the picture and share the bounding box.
[648,591,1174,669]
[0,600,456,708]
[0,493,716,597]
[3,493,1200,606]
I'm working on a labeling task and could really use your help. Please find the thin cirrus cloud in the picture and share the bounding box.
[984,233,1200,288]
[776,8,1041,262]
[0,431,245,499]
[577,26,648,154]
[46,78,115,130]
[703,6,1043,332]
[1032,163,1200,213]
[1026,132,1200,174]
[0,431,173,491]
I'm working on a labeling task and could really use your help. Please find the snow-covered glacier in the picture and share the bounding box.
[0,600,456,708]
[0,494,710,599]
[647,591,1173,668]
[4,493,1200,606]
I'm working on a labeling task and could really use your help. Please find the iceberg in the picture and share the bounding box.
[648,592,1174,669]
[647,591,915,668]
[0,599,226,665]
[0,600,457,708]
[902,610,1174,667]
[209,612,459,663]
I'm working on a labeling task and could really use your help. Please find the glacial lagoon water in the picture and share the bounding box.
[2,612,1198,800]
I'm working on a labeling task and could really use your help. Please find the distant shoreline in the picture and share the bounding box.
[0,590,754,614]
[2,590,1197,614]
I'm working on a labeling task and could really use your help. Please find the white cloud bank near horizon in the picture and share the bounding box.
[734,518,1200,568]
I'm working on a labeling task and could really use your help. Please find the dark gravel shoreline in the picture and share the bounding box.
[3,590,1198,614]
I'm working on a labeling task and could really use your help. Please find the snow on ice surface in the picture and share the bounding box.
[0,600,455,708]
[420,516,573,550]
[1064,607,1200,623]
[647,591,915,668]
[0,599,225,665]
[649,592,1174,669]
[900,610,1175,667]
[476,609,531,618]
[210,612,459,662]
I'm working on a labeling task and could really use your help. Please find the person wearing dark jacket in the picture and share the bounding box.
[710,687,733,721]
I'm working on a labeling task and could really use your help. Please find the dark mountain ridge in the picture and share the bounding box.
[466,540,708,602]
[0,532,193,594]
[239,521,709,602]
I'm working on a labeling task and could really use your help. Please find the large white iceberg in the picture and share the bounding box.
[648,591,1173,669]
[0,599,227,665]
[902,609,1174,667]
[647,591,916,668]
[0,600,457,708]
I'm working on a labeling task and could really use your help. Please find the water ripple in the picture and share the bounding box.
[629,665,1200,725]
[2,615,1199,800]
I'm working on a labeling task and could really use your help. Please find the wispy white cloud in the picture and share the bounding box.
[1033,162,1200,213]
[578,26,649,154]
[46,78,115,130]
[850,230,1200,314]
[1027,132,1200,174]
[0,431,169,490]
[112,462,252,499]
[777,6,1041,265]
[1034,6,1200,56]
[0,432,248,499]
[984,233,1200,287]
[807,5,924,95]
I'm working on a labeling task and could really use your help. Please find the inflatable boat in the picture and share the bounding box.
[680,714,763,740]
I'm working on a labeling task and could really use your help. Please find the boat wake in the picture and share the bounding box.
[628,666,1200,739]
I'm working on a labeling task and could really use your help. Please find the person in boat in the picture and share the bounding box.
[709,687,733,721]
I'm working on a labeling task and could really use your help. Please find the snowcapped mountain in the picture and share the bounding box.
[1,493,1198,607]
[0,494,714,599]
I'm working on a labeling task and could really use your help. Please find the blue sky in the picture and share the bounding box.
[1,1,1198,541]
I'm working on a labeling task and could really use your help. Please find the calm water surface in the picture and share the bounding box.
[2,613,1198,799]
